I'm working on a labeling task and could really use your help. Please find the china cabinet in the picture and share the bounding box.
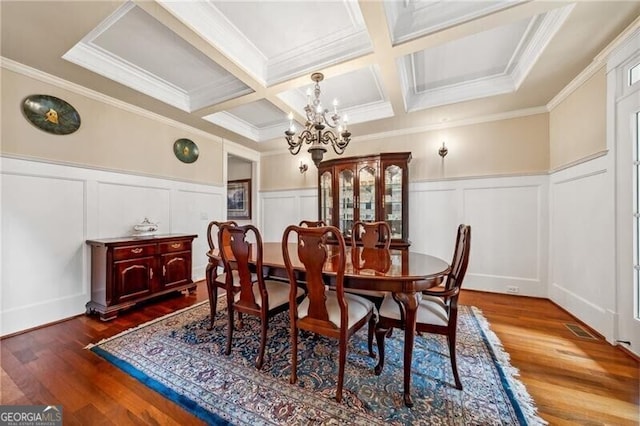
[317,152,411,248]
[86,234,197,320]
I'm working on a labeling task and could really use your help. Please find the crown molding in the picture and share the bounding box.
[548,15,640,110]
[63,41,191,111]
[266,29,372,86]
[510,4,574,90]
[0,57,256,150]
[158,0,267,86]
[204,112,260,141]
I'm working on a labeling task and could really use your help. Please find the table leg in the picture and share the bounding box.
[394,291,420,408]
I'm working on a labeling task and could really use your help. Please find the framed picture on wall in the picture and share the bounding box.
[227,179,251,219]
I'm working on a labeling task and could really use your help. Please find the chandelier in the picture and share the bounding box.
[285,72,351,167]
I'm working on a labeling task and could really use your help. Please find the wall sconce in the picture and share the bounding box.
[299,161,308,174]
[438,142,448,158]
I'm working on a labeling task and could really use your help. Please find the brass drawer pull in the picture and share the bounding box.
[131,248,143,254]
[171,243,181,249]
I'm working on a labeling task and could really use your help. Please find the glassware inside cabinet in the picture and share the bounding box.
[384,165,403,239]
[320,171,333,225]
[338,169,355,236]
[358,166,376,222]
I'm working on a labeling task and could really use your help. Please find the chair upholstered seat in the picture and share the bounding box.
[216,270,257,287]
[234,279,304,310]
[205,220,238,329]
[299,291,375,329]
[283,224,376,403]
[220,223,303,370]
[378,293,448,327]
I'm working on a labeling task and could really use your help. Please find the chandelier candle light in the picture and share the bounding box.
[285,72,351,167]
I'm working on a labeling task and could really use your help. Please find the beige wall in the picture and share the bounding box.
[1,69,225,185]
[228,157,252,181]
[549,67,607,170]
[261,113,549,190]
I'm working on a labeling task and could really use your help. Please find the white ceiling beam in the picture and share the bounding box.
[359,0,406,116]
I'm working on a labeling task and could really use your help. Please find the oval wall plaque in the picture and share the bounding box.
[22,94,81,135]
[173,138,199,163]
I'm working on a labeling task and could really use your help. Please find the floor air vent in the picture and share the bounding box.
[565,323,598,340]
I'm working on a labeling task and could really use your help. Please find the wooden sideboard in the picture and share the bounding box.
[86,233,197,320]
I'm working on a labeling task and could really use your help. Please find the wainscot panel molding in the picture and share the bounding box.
[1,156,224,336]
[410,175,549,298]
[549,153,615,342]
[259,175,549,298]
[259,188,317,243]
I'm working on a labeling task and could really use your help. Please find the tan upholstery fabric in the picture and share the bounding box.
[378,293,448,327]
[234,280,304,310]
[215,270,257,287]
[298,291,375,329]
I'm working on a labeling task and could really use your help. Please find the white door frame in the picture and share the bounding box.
[611,27,640,357]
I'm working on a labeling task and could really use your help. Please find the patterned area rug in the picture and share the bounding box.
[88,297,546,425]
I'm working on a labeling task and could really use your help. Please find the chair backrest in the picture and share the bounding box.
[282,225,346,329]
[206,220,237,250]
[446,224,471,295]
[299,220,326,227]
[351,221,391,249]
[219,223,265,309]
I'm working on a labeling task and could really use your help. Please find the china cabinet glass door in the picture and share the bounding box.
[358,166,376,222]
[384,165,403,239]
[319,171,333,225]
[338,169,355,236]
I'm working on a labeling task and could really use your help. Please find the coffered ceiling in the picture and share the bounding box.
[2,1,639,153]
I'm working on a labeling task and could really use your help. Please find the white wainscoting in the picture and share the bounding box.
[260,188,317,243]
[1,156,224,336]
[259,175,549,298]
[549,154,615,341]
[410,175,549,297]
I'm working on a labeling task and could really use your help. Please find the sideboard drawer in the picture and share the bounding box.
[113,244,156,261]
[160,240,191,253]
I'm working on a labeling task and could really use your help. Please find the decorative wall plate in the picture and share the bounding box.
[173,138,199,163]
[22,94,81,135]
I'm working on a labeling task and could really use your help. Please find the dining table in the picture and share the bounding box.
[208,242,451,407]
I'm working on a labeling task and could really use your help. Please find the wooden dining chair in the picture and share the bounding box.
[348,221,391,304]
[374,224,471,390]
[282,225,376,403]
[220,223,305,370]
[205,220,238,329]
[299,219,326,227]
[350,220,391,249]
[348,220,392,353]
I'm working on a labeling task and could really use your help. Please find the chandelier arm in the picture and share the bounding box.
[288,143,302,155]
[320,129,350,155]
[299,129,315,146]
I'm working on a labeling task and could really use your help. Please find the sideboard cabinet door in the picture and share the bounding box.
[160,252,192,290]
[115,257,154,303]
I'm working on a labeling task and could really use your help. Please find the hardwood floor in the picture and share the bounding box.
[1,282,638,425]
[460,290,639,426]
